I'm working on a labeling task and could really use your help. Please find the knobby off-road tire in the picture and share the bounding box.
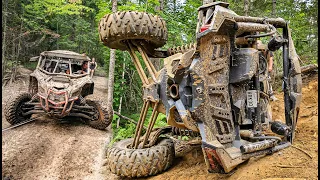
[98,11,168,50]
[106,138,175,178]
[86,100,111,130]
[5,92,33,125]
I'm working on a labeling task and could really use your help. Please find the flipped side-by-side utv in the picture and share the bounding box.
[98,1,302,177]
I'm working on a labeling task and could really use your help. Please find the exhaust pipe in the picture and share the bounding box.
[240,139,277,154]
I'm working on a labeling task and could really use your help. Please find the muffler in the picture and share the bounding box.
[240,139,277,154]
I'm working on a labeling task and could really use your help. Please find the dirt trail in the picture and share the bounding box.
[2,69,118,180]
[145,74,318,180]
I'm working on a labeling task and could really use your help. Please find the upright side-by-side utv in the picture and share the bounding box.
[5,50,111,130]
[98,1,302,177]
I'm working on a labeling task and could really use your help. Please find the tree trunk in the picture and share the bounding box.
[155,0,164,11]
[106,0,118,115]
[244,0,249,16]
[56,21,59,49]
[272,0,276,17]
[10,32,16,85]
[17,11,24,65]
[2,0,8,80]
[117,52,126,128]
[275,64,318,78]
[160,0,164,11]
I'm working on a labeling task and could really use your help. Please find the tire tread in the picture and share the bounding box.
[4,93,32,125]
[99,11,167,50]
[106,138,174,178]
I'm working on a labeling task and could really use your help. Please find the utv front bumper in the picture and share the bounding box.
[38,89,78,117]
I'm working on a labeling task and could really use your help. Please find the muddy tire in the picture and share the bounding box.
[86,100,111,130]
[98,11,167,50]
[5,92,33,125]
[106,138,174,178]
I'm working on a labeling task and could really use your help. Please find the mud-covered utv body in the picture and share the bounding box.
[192,2,301,173]
[98,1,302,177]
[5,50,111,130]
[29,50,93,117]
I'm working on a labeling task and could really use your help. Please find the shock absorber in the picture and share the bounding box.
[270,121,291,136]
[79,96,87,105]
[171,127,200,137]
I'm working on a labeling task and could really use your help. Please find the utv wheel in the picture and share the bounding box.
[98,11,167,50]
[106,138,175,178]
[86,100,111,130]
[5,92,33,125]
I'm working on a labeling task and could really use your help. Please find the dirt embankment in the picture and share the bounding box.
[2,69,118,180]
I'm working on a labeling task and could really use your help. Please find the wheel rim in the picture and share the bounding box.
[87,101,102,122]
[17,99,33,118]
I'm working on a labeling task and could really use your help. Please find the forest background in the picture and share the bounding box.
[2,0,317,141]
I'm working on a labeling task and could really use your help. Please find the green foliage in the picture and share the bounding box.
[23,0,93,30]
[22,61,37,70]
[125,109,167,129]
[111,109,168,143]
[94,66,107,77]
[111,121,136,144]
[228,0,318,64]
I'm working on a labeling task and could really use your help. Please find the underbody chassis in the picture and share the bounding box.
[99,2,302,177]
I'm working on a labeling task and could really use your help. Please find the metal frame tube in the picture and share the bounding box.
[132,100,150,149]
[22,110,45,116]
[132,100,147,147]
[136,44,158,75]
[142,102,159,148]
[127,42,149,85]
[234,16,286,28]
[136,45,157,82]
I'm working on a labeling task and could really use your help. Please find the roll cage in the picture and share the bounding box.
[37,55,90,78]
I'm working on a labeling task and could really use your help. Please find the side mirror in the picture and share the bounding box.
[29,56,39,62]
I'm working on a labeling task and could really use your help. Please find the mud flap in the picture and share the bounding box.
[193,6,240,173]
[202,142,225,173]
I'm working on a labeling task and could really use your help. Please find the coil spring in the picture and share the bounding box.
[171,127,200,137]
[167,43,197,56]
[79,96,87,105]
